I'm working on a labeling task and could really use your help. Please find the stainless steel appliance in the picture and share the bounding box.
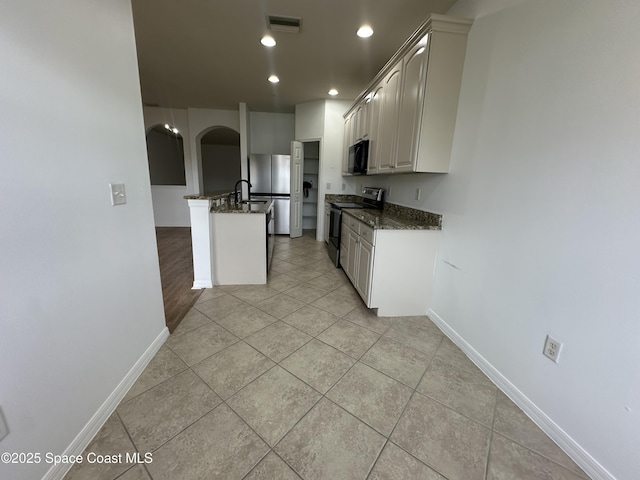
[327,187,384,267]
[348,139,370,175]
[249,154,291,234]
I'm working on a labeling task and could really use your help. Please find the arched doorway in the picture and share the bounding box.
[200,127,241,193]
[145,123,200,333]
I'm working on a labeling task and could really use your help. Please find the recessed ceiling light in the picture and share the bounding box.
[268,75,280,83]
[357,25,373,38]
[328,89,339,96]
[261,35,276,47]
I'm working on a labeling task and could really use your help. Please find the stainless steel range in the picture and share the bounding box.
[327,187,384,267]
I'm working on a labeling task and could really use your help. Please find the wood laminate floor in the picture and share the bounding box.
[155,227,203,333]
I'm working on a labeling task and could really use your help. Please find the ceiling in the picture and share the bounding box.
[131,0,458,113]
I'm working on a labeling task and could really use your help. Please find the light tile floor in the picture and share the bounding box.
[65,232,591,480]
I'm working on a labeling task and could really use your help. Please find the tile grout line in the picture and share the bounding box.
[222,306,389,477]
[379,335,453,479]
[483,386,501,480]
[125,236,534,480]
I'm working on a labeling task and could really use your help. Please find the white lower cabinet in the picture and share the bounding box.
[355,237,374,301]
[340,212,439,316]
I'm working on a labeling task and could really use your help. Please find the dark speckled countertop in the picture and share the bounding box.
[184,191,231,200]
[343,203,442,231]
[184,191,272,214]
[325,194,442,230]
[210,200,273,214]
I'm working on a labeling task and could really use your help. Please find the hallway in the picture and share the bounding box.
[155,227,202,333]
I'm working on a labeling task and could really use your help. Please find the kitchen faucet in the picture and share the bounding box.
[234,179,251,204]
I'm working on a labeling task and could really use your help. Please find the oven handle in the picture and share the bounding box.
[329,207,343,241]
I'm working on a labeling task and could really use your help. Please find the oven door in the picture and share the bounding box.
[327,207,343,266]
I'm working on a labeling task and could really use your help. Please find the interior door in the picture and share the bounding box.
[290,140,304,238]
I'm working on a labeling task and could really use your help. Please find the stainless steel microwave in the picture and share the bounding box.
[348,139,369,175]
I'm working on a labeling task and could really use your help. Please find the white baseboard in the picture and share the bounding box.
[42,327,169,480]
[427,309,615,480]
[192,281,211,289]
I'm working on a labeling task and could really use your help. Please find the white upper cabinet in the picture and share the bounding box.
[342,112,354,175]
[376,62,403,174]
[395,36,430,173]
[343,14,472,175]
[366,85,383,174]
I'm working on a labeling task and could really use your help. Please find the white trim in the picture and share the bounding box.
[192,281,212,289]
[42,327,170,480]
[427,309,616,480]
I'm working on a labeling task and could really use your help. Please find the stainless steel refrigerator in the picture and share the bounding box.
[248,154,290,234]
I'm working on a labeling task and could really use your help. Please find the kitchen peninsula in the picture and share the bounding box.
[184,192,274,287]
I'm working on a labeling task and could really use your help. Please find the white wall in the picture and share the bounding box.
[0,2,167,480]
[295,101,325,140]
[322,100,356,195]
[378,1,640,478]
[249,111,295,154]
[295,100,355,240]
[143,107,192,227]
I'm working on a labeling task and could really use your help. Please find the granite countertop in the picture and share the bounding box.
[184,191,231,200]
[210,199,273,214]
[324,194,362,204]
[343,203,442,231]
[185,191,272,214]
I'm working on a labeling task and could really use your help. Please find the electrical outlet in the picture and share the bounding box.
[387,185,391,197]
[0,406,9,441]
[109,183,126,206]
[543,335,563,363]
[342,183,346,191]
[415,188,421,200]
[326,182,331,190]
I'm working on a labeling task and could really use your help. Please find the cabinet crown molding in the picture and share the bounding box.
[345,14,472,117]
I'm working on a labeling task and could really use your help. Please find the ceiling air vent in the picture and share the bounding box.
[267,15,302,33]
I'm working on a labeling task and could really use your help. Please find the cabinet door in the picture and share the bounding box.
[366,84,384,174]
[339,219,349,267]
[324,209,330,243]
[360,98,371,140]
[395,35,430,172]
[353,104,364,142]
[377,62,403,173]
[342,114,353,175]
[346,228,359,283]
[340,218,349,248]
[355,239,374,303]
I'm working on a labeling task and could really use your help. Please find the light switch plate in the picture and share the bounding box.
[0,406,9,441]
[110,183,126,206]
